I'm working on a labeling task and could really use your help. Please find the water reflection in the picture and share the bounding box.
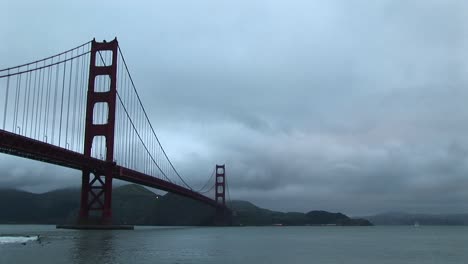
[71,231,117,264]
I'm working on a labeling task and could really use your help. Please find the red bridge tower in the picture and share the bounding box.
[79,39,118,225]
[215,164,226,206]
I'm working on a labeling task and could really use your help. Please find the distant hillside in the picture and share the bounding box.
[229,200,372,226]
[365,212,468,226]
[0,188,80,224]
[0,185,371,226]
[0,185,215,225]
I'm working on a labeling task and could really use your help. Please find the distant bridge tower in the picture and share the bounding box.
[79,39,118,224]
[215,164,226,206]
[215,164,231,225]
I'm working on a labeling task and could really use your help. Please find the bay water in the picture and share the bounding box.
[0,225,467,263]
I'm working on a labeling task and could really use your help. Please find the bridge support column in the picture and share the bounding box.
[78,38,118,225]
[214,164,231,225]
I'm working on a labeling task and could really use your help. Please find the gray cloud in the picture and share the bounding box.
[2,0,468,215]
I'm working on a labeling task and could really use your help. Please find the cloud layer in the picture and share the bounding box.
[2,0,468,215]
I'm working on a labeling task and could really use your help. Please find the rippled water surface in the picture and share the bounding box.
[1,225,468,264]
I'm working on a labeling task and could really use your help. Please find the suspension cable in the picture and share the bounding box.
[97,51,174,183]
[117,46,193,190]
[0,41,92,74]
[194,167,216,193]
[200,183,215,194]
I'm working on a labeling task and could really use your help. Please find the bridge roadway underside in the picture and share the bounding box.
[0,129,219,208]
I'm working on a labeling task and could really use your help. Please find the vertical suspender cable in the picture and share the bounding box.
[2,70,10,129]
[65,49,74,149]
[37,62,46,140]
[71,52,80,151]
[31,63,39,138]
[21,67,30,135]
[52,56,60,144]
[25,65,33,136]
[44,57,53,142]
[59,53,67,146]
[13,69,21,131]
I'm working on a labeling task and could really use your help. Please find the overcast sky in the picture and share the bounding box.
[1,0,468,215]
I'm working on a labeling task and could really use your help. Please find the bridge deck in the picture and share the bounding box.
[0,129,220,208]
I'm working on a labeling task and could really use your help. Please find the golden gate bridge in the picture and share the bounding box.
[0,38,231,228]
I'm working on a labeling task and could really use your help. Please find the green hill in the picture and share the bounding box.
[0,185,372,226]
[0,185,216,225]
[229,201,372,226]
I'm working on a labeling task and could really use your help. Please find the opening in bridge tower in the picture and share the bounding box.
[79,38,118,224]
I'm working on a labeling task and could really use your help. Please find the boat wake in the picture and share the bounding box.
[0,235,39,244]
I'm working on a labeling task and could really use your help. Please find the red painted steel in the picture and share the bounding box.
[79,39,119,224]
